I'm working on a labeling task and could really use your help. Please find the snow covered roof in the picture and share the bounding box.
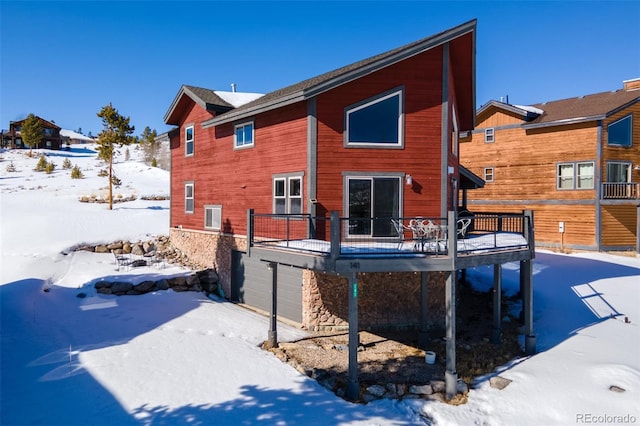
[213,91,264,108]
[60,129,95,142]
[512,104,545,115]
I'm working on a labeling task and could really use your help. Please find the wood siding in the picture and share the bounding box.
[601,102,640,182]
[315,45,445,219]
[601,205,638,247]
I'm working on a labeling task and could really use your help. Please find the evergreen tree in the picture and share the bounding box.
[96,103,135,210]
[21,113,43,156]
[139,126,158,165]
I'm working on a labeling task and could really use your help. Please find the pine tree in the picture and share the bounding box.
[21,113,43,157]
[96,103,135,210]
[139,126,158,165]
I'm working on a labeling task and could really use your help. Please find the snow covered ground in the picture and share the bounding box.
[1,145,639,425]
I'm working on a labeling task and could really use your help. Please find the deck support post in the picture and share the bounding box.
[347,271,359,401]
[419,271,429,349]
[444,270,457,399]
[491,263,502,344]
[521,259,536,355]
[265,262,278,349]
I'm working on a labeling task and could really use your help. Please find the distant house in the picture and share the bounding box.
[60,129,95,145]
[2,116,62,150]
[460,78,640,252]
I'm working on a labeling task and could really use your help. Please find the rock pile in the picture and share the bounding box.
[95,269,220,296]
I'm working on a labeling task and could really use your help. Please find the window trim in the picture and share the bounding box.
[607,114,632,147]
[272,172,304,214]
[483,167,494,183]
[185,125,194,157]
[234,121,255,149]
[204,204,222,230]
[556,161,595,190]
[484,128,495,143]
[344,87,404,148]
[185,182,194,213]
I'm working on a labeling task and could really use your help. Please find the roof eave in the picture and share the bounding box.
[522,115,604,130]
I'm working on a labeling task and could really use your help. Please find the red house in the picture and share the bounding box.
[164,20,535,399]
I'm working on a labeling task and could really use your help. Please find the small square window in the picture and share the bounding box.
[484,128,495,143]
[234,122,254,148]
[483,167,494,182]
[204,205,222,230]
[185,125,194,156]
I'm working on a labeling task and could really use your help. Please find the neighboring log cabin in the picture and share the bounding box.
[460,78,640,253]
[164,20,536,400]
[2,116,62,150]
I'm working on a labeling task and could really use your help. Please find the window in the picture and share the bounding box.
[234,122,254,148]
[273,175,303,214]
[185,125,194,156]
[606,162,631,183]
[185,182,194,213]
[557,162,594,190]
[46,141,52,148]
[607,115,632,147]
[345,89,403,147]
[204,205,222,230]
[44,128,54,136]
[484,167,494,183]
[346,176,401,237]
[484,128,495,143]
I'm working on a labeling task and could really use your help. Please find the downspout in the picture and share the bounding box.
[596,121,603,251]
[441,43,450,219]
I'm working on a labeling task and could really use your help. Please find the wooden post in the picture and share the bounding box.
[444,270,458,399]
[419,271,429,349]
[492,264,502,344]
[247,209,254,257]
[265,262,278,349]
[347,272,359,401]
[521,259,536,355]
[330,211,340,262]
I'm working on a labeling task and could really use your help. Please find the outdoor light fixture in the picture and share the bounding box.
[405,174,412,186]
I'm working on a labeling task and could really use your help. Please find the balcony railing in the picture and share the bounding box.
[601,182,640,200]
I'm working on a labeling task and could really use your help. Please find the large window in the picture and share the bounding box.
[607,115,632,147]
[606,161,631,183]
[345,89,403,147]
[557,162,594,190]
[185,182,194,213]
[234,122,254,148]
[204,205,222,230]
[185,125,194,156]
[346,176,401,237]
[273,175,302,214]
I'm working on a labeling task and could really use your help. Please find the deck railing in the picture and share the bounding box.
[249,210,533,258]
[601,182,640,200]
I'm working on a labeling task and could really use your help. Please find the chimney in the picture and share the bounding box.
[231,83,237,93]
[623,78,640,91]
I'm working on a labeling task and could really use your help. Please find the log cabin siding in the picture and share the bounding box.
[315,46,445,218]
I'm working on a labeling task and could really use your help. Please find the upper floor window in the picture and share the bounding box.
[607,115,632,147]
[557,161,594,190]
[606,161,631,183]
[44,128,54,136]
[273,174,302,214]
[345,88,403,147]
[484,167,494,183]
[185,182,194,213]
[484,128,495,143]
[185,125,194,156]
[204,205,222,230]
[234,122,254,148]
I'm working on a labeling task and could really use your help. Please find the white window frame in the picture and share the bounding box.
[345,88,404,148]
[273,173,303,214]
[484,128,495,143]
[185,125,194,156]
[484,167,494,183]
[234,121,254,149]
[204,204,222,230]
[557,161,595,190]
[185,182,194,213]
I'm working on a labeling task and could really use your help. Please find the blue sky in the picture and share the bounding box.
[1,1,639,136]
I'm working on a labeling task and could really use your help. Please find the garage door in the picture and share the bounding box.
[231,250,303,323]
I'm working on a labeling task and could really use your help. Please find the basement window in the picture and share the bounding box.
[204,205,222,230]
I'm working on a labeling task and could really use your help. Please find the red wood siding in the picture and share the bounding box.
[315,45,444,219]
